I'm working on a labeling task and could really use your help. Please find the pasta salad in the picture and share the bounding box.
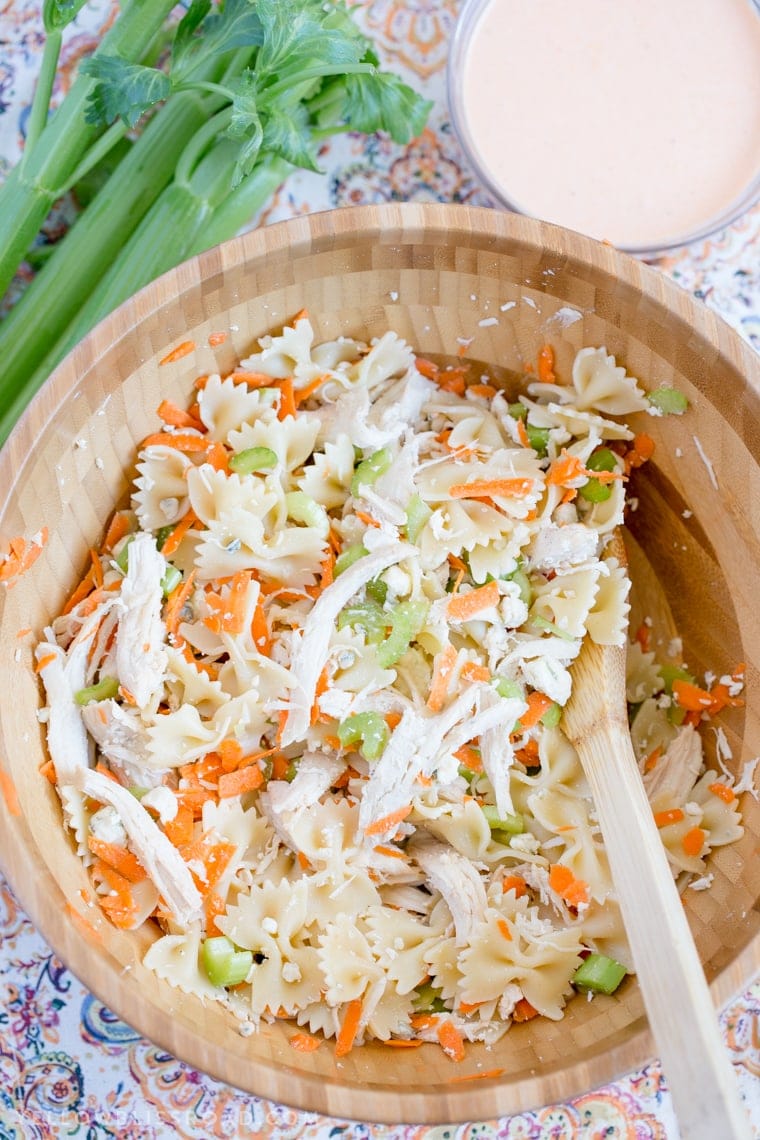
[35,316,744,1059]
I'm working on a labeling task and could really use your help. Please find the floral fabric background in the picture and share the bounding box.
[1,2,759,1137]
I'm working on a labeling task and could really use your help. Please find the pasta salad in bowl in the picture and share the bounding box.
[0,204,757,1123]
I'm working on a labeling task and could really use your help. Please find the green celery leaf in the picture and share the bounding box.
[227,74,264,184]
[81,56,171,127]
[262,105,319,172]
[173,0,264,78]
[338,71,432,143]
[43,0,89,32]
[255,0,366,79]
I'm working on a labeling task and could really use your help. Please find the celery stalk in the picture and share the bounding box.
[0,89,217,402]
[0,0,178,298]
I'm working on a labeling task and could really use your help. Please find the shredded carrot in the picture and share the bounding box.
[437,368,468,395]
[634,622,651,653]
[62,562,97,613]
[297,851,311,871]
[415,357,439,380]
[384,1039,424,1049]
[365,804,412,836]
[459,663,491,687]
[290,1033,322,1053]
[354,510,380,529]
[39,758,57,785]
[410,1013,439,1030]
[294,373,328,405]
[0,528,48,587]
[16,627,32,639]
[497,917,513,942]
[626,432,655,472]
[180,834,237,892]
[446,580,499,622]
[427,644,458,712]
[512,998,539,1023]
[102,511,131,552]
[548,863,589,907]
[644,745,663,773]
[450,1067,505,1083]
[218,765,264,799]
[164,803,194,846]
[467,383,497,398]
[208,331,228,347]
[672,680,714,713]
[159,340,195,365]
[218,738,244,770]
[682,826,706,858]
[335,997,363,1057]
[516,418,531,449]
[385,711,402,731]
[654,808,685,828]
[0,769,20,816]
[519,691,553,730]
[502,875,527,898]
[537,344,556,384]
[449,478,534,500]
[228,370,277,388]
[708,781,736,804]
[454,744,482,772]
[546,450,587,487]
[374,844,408,861]
[205,892,226,936]
[140,431,209,453]
[458,1000,484,1014]
[87,836,146,883]
[436,1020,466,1062]
[278,378,296,421]
[311,664,331,725]
[160,510,198,558]
[164,570,195,639]
[157,399,205,432]
[34,652,56,673]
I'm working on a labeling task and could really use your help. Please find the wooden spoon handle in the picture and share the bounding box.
[573,703,751,1138]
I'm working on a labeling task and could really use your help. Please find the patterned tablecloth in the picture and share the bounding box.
[1,3,760,1137]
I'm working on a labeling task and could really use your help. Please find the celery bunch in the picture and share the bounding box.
[0,0,431,442]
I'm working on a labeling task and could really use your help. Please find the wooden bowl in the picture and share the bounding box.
[0,203,758,1124]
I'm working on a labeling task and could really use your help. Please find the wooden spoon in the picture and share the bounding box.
[562,532,752,1140]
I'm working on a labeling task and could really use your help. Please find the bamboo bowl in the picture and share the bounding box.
[0,203,759,1124]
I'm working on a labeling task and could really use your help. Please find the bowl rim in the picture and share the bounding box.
[1,201,759,1125]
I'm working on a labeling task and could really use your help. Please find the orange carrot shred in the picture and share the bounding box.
[682,826,706,857]
[512,998,539,1023]
[672,679,714,713]
[519,691,553,730]
[537,344,556,384]
[157,399,205,432]
[205,892,226,936]
[0,529,48,587]
[290,1033,322,1053]
[516,418,531,449]
[160,510,198,558]
[436,1020,466,1062]
[278,378,296,421]
[384,1039,424,1049]
[39,759,57,785]
[140,431,208,453]
[102,511,131,553]
[208,331,228,347]
[427,644,458,712]
[335,997,363,1057]
[497,917,513,942]
[159,340,195,365]
[0,769,20,816]
[548,863,589,907]
[502,875,527,898]
[449,478,534,500]
[708,781,735,804]
[654,808,685,828]
[218,765,264,799]
[87,837,146,883]
[467,383,497,398]
[164,804,194,847]
[415,357,439,380]
[644,745,663,773]
[454,744,482,772]
[34,652,57,673]
[365,805,412,836]
[164,570,196,639]
[447,580,499,622]
[450,1067,505,1083]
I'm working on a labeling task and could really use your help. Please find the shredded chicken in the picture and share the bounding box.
[643,724,702,806]
[81,698,166,789]
[409,836,487,945]
[264,751,345,816]
[115,532,168,708]
[73,767,201,926]
[528,522,599,572]
[281,542,415,746]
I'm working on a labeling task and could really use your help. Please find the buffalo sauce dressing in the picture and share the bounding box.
[457,0,760,249]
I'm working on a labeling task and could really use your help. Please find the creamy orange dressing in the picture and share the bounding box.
[457,0,760,250]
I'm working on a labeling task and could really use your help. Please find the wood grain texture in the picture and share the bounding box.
[563,535,752,1140]
[0,203,759,1124]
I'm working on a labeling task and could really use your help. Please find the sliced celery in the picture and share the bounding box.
[161,565,182,597]
[334,544,368,577]
[404,493,432,543]
[481,805,525,835]
[376,599,429,668]
[351,447,392,496]
[229,446,278,473]
[201,935,253,988]
[647,388,688,416]
[75,676,120,705]
[336,711,390,761]
[337,601,388,644]
[572,953,627,995]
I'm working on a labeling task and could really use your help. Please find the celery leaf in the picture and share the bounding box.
[43,0,89,32]
[81,57,171,127]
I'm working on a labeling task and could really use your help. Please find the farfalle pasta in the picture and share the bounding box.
[35,317,746,1061]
